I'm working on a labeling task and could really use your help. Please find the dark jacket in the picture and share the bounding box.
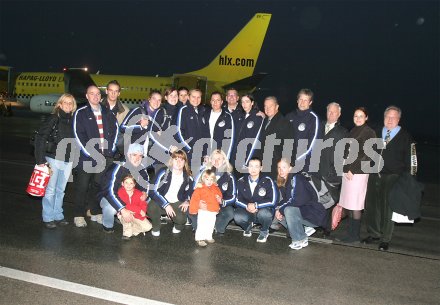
[35,109,76,164]
[202,109,234,159]
[236,174,277,210]
[389,173,423,220]
[231,109,264,167]
[378,127,413,175]
[176,104,208,153]
[343,124,376,174]
[285,109,321,172]
[318,121,348,184]
[73,104,118,168]
[150,168,194,208]
[100,98,129,125]
[148,103,181,157]
[119,104,151,145]
[255,112,290,179]
[222,103,243,116]
[98,162,150,212]
[277,173,327,228]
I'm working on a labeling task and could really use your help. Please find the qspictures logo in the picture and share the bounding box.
[218,55,255,67]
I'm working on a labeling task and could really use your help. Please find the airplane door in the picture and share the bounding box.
[173,74,208,104]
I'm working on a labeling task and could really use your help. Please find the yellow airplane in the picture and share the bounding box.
[1,13,271,113]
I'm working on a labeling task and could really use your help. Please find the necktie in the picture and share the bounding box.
[265,119,271,130]
[384,129,391,144]
[325,124,330,135]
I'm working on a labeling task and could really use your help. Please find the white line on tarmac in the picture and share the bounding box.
[0,266,173,305]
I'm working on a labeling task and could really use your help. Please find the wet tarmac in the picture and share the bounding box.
[0,109,439,305]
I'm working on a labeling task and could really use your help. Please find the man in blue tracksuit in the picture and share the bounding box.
[73,85,118,228]
[234,157,277,243]
[202,92,235,159]
[285,88,320,173]
[119,90,162,154]
[176,89,208,168]
[98,143,150,232]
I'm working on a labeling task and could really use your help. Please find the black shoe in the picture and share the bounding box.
[379,242,389,251]
[44,221,57,229]
[362,236,380,244]
[102,226,114,233]
[322,229,331,238]
[122,235,131,240]
[55,219,69,226]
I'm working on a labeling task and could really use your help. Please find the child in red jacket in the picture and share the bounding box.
[117,175,152,240]
[189,169,222,247]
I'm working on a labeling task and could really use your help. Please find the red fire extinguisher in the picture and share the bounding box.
[26,164,51,197]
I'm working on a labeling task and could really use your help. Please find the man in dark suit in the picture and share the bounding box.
[319,102,348,198]
[257,96,290,179]
[317,102,348,236]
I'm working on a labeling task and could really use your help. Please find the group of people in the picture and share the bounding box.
[34,81,416,251]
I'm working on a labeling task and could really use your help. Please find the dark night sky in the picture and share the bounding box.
[1,0,439,142]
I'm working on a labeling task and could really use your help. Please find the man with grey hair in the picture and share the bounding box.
[318,102,348,236]
[319,102,348,190]
[256,96,290,179]
[362,105,414,251]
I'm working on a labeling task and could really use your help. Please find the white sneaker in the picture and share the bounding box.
[172,226,181,234]
[151,230,160,237]
[74,217,87,228]
[243,222,253,237]
[90,214,103,224]
[256,231,269,243]
[289,238,308,250]
[304,226,316,237]
[243,230,252,237]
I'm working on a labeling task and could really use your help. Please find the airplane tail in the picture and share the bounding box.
[187,13,271,84]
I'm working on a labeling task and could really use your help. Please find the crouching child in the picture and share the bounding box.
[117,175,152,239]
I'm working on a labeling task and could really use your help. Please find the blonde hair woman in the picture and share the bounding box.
[34,93,77,229]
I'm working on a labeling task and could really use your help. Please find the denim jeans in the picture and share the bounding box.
[42,157,73,222]
[215,205,235,233]
[280,206,316,242]
[100,197,117,229]
[234,207,273,233]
